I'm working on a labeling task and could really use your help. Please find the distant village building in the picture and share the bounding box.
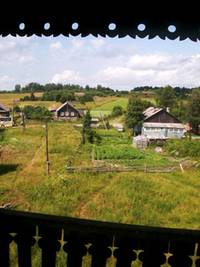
[142,107,186,139]
[0,103,12,127]
[49,102,82,120]
[112,123,124,132]
[74,92,85,97]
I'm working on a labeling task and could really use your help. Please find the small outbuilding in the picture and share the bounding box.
[0,103,12,127]
[133,135,149,149]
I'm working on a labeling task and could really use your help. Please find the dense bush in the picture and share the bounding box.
[20,92,40,101]
[166,140,200,158]
[78,94,94,103]
[111,105,123,117]
[23,105,52,120]
[13,106,21,113]
[42,91,75,102]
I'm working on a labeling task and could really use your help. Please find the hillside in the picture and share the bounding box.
[0,121,200,230]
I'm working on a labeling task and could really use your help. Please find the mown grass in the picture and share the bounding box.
[0,92,43,107]
[0,121,200,232]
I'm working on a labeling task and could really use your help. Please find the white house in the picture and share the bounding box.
[142,107,186,139]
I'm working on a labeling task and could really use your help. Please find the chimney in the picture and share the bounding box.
[166,107,170,113]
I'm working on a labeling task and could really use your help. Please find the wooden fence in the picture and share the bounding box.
[66,165,180,173]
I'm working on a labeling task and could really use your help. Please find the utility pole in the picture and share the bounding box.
[12,100,15,126]
[45,120,50,175]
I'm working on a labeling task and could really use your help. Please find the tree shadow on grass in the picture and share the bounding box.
[0,164,19,175]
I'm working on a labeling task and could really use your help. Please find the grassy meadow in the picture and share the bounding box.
[90,97,128,117]
[0,121,200,231]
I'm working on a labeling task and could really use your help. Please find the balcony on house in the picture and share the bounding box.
[0,209,200,267]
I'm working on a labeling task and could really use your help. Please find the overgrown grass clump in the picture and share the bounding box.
[98,129,131,145]
[95,145,144,160]
[166,139,200,158]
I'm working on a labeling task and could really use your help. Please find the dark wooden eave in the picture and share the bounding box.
[144,109,182,123]
[0,2,200,41]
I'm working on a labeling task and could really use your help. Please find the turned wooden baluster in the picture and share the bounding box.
[0,232,13,267]
[63,232,87,267]
[141,239,167,267]
[169,240,196,267]
[14,232,36,267]
[114,236,137,267]
[38,228,61,267]
[88,234,112,267]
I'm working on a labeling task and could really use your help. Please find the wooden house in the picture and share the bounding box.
[0,103,12,127]
[142,107,186,139]
[50,102,82,120]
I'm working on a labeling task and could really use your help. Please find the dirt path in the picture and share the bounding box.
[20,143,44,175]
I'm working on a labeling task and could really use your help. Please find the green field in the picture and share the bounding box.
[0,121,200,231]
[91,97,128,117]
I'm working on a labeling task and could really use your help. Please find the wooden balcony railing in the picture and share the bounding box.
[0,209,200,267]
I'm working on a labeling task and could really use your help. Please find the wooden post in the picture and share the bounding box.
[91,145,95,163]
[21,112,26,132]
[45,121,50,175]
[144,163,147,173]
[179,163,184,173]
[189,130,192,141]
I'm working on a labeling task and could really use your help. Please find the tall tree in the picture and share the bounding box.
[187,88,200,134]
[14,84,21,92]
[82,110,92,144]
[125,96,144,135]
[156,86,176,109]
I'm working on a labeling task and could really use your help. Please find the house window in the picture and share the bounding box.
[65,112,69,116]
[60,112,64,116]
[71,112,74,116]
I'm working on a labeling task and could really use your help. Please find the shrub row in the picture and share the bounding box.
[166,140,200,158]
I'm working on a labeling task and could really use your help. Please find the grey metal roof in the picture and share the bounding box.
[0,103,9,112]
[143,107,163,120]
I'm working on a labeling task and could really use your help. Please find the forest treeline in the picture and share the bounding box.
[0,82,196,99]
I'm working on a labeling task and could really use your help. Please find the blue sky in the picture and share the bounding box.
[0,35,200,91]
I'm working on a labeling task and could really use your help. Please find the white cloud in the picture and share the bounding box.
[18,55,35,64]
[127,54,171,70]
[1,36,200,91]
[90,39,105,48]
[95,53,200,89]
[70,39,85,49]
[0,75,13,83]
[0,75,14,89]
[50,41,62,50]
[0,37,37,66]
[0,41,16,53]
[51,70,81,84]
